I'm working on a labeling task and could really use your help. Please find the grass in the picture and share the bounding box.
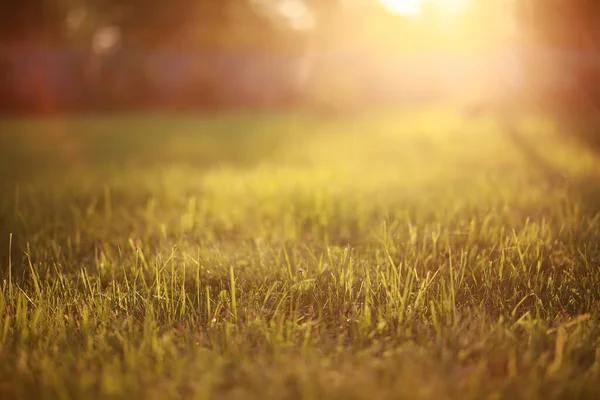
[1,108,600,399]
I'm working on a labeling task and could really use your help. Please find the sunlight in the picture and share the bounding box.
[251,0,315,31]
[380,0,422,16]
[380,0,468,17]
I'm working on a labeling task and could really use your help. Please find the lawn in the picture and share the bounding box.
[1,109,600,399]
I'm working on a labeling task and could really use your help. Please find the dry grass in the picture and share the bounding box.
[1,109,600,399]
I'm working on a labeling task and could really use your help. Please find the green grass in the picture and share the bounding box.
[1,109,600,399]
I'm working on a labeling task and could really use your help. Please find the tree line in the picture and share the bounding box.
[0,0,599,115]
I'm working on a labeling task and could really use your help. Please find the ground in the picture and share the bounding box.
[0,108,600,399]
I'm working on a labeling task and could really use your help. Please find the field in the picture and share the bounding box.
[1,109,600,399]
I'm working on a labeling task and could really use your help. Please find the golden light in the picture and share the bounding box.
[380,0,422,16]
[380,0,469,17]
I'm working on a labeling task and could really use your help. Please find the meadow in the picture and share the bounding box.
[1,108,600,399]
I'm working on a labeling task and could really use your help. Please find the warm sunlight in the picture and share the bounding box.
[380,0,469,17]
[380,0,421,16]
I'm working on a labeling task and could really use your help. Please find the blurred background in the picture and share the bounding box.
[0,0,598,116]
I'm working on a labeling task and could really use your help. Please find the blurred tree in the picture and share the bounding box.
[518,0,600,150]
[521,0,600,50]
[0,0,71,43]
[0,0,307,50]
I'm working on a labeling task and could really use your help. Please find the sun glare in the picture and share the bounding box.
[380,0,422,16]
[380,0,468,17]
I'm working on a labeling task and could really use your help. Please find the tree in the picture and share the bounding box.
[518,0,600,150]
[0,0,71,43]
[0,0,298,50]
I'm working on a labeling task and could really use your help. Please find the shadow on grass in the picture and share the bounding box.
[0,112,306,275]
[0,113,297,180]
[494,111,600,219]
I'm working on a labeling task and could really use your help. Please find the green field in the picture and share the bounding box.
[1,109,600,399]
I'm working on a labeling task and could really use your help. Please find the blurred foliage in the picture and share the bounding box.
[517,0,600,122]
[0,0,310,50]
[1,1,599,53]
[2,0,600,123]
[520,0,600,50]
